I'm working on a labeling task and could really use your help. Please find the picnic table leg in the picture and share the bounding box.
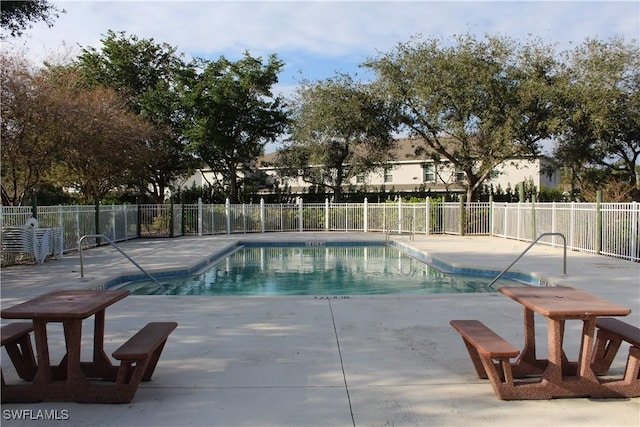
[522,308,536,359]
[56,311,117,380]
[577,318,598,380]
[62,320,87,387]
[89,310,117,379]
[512,308,547,377]
[32,320,52,386]
[545,318,564,383]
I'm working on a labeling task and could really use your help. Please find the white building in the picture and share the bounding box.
[184,138,560,199]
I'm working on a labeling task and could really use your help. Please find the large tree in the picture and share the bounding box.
[187,52,288,203]
[0,52,57,205]
[0,53,150,205]
[554,37,640,201]
[274,73,397,202]
[76,30,196,203]
[0,0,63,39]
[366,34,559,201]
[41,67,151,203]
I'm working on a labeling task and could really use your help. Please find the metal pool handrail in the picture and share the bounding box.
[79,234,162,286]
[386,215,415,242]
[487,232,567,288]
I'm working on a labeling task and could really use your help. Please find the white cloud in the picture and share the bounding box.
[3,1,637,76]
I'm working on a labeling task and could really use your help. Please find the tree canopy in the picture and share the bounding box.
[186,52,288,203]
[0,0,63,39]
[0,52,150,205]
[2,26,637,205]
[366,34,559,201]
[76,31,197,203]
[275,73,397,202]
[553,38,640,201]
[0,52,56,205]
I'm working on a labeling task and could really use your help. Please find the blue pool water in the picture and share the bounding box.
[116,243,530,296]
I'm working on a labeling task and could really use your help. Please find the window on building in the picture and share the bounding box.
[455,169,465,182]
[423,163,436,183]
[356,173,365,183]
[384,168,393,183]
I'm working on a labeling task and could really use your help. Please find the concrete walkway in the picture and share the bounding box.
[1,233,638,426]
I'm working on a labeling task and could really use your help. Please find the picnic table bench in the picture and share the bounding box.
[110,322,178,402]
[1,290,178,403]
[591,318,640,381]
[451,286,639,400]
[450,320,520,398]
[1,323,37,383]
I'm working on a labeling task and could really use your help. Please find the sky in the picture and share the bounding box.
[2,0,638,151]
[5,1,639,89]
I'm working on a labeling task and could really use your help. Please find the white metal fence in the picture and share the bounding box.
[2,199,638,262]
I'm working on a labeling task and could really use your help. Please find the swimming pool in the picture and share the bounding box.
[115,242,533,295]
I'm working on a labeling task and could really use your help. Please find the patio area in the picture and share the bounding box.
[1,233,639,426]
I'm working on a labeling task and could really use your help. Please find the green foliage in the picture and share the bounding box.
[537,186,565,202]
[172,183,226,204]
[186,52,288,203]
[76,31,197,203]
[366,33,559,201]
[1,54,150,205]
[0,0,63,38]
[553,38,640,201]
[275,73,397,202]
[32,183,77,205]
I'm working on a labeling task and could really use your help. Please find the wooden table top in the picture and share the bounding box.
[1,290,130,320]
[499,286,631,319]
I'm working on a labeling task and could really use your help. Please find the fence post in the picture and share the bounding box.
[459,195,466,236]
[169,200,174,238]
[632,202,639,261]
[363,198,368,232]
[225,198,231,234]
[412,203,416,235]
[425,197,430,235]
[181,203,186,236]
[242,203,247,233]
[570,202,575,249]
[596,191,602,255]
[517,202,522,241]
[298,198,303,232]
[260,198,265,233]
[531,195,537,241]
[121,206,126,241]
[94,200,101,246]
[31,192,38,219]
[75,205,82,249]
[136,204,141,238]
[551,202,556,247]
[503,202,508,238]
[489,195,494,236]
[111,206,116,241]
[345,202,349,232]
[198,198,203,236]
[58,205,64,235]
[398,198,402,234]
[325,198,329,231]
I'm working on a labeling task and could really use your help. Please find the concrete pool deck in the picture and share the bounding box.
[1,233,638,426]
